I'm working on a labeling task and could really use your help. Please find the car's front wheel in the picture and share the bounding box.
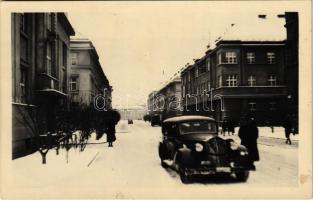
[235,170,249,182]
[161,160,167,168]
[179,166,192,184]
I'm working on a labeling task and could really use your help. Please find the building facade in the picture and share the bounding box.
[70,38,112,109]
[148,77,182,122]
[12,13,75,158]
[118,106,147,120]
[283,12,299,130]
[181,16,289,126]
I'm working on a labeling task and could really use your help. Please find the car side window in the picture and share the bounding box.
[167,124,178,137]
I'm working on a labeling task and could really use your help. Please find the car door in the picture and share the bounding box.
[163,123,178,160]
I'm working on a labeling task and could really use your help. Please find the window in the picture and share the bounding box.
[62,43,67,67]
[207,59,210,71]
[267,52,276,64]
[247,75,256,86]
[20,35,28,62]
[226,52,237,64]
[46,13,52,31]
[268,75,277,86]
[218,75,222,88]
[20,66,28,103]
[246,52,255,64]
[71,53,78,65]
[218,53,222,64]
[226,75,238,87]
[188,71,190,82]
[46,42,52,75]
[195,67,199,77]
[248,102,256,111]
[207,81,211,91]
[70,77,78,91]
[20,14,27,33]
[20,14,29,62]
[269,102,277,111]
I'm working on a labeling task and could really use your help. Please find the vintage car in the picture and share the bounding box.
[128,119,133,124]
[158,115,251,183]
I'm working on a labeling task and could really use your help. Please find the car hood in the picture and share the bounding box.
[179,133,217,142]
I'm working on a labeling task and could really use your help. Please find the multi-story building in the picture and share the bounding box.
[12,13,75,158]
[69,38,112,109]
[148,77,182,121]
[147,91,158,115]
[283,12,298,130]
[182,16,288,125]
[118,106,147,120]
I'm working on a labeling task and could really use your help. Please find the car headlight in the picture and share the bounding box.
[195,143,204,152]
[230,141,239,150]
[240,151,248,156]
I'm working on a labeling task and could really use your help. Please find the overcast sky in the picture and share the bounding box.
[67,2,297,108]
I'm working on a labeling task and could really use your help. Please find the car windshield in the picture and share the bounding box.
[179,120,217,135]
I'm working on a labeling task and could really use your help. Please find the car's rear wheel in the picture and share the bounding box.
[179,166,192,184]
[161,160,167,168]
[235,170,249,182]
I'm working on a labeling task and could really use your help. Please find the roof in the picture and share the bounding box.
[58,13,75,36]
[163,115,215,123]
[217,15,286,43]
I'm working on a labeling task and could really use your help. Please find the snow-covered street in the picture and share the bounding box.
[8,120,298,198]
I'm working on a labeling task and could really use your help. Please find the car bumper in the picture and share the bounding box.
[185,166,247,175]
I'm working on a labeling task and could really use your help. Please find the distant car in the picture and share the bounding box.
[128,119,133,124]
[158,115,251,183]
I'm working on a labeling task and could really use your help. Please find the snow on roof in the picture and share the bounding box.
[218,15,286,42]
[163,115,215,123]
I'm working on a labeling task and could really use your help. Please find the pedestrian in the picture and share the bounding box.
[238,117,260,170]
[106,120,116,147]
[222,118,228,136]
[228,119,235,135]
[283,115,292,145]
[105,109,120,147]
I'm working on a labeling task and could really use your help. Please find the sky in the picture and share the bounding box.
[66,2,294,108]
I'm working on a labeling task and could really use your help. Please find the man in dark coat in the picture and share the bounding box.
[238,117,259,170]
[228,119,235,135]
[283,115,292,145]
[221,118,228,136]
[105,110,120,147]
[106,121,116,147]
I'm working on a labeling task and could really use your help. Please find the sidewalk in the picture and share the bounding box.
[221,126,299,141]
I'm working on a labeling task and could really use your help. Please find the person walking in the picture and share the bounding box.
[221,118,228,136]
[228,119,235,136]
[238,117,260,170]
[283,115,292,145]
[106,120,116,147]
[105,109,120,147]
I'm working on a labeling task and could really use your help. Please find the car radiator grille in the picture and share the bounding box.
[205,137,230,167]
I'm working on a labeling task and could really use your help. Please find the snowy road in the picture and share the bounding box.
[9,120,298,198]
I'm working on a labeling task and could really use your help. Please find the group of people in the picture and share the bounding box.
[223,115,296,170]
[221,118,235,136]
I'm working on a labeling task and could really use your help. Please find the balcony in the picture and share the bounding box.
[211,86,287,99]
[36,73,67,97]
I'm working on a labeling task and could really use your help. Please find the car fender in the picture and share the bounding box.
[238,144,248,152]
[176,147,194,167]
[158,142,165,159]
